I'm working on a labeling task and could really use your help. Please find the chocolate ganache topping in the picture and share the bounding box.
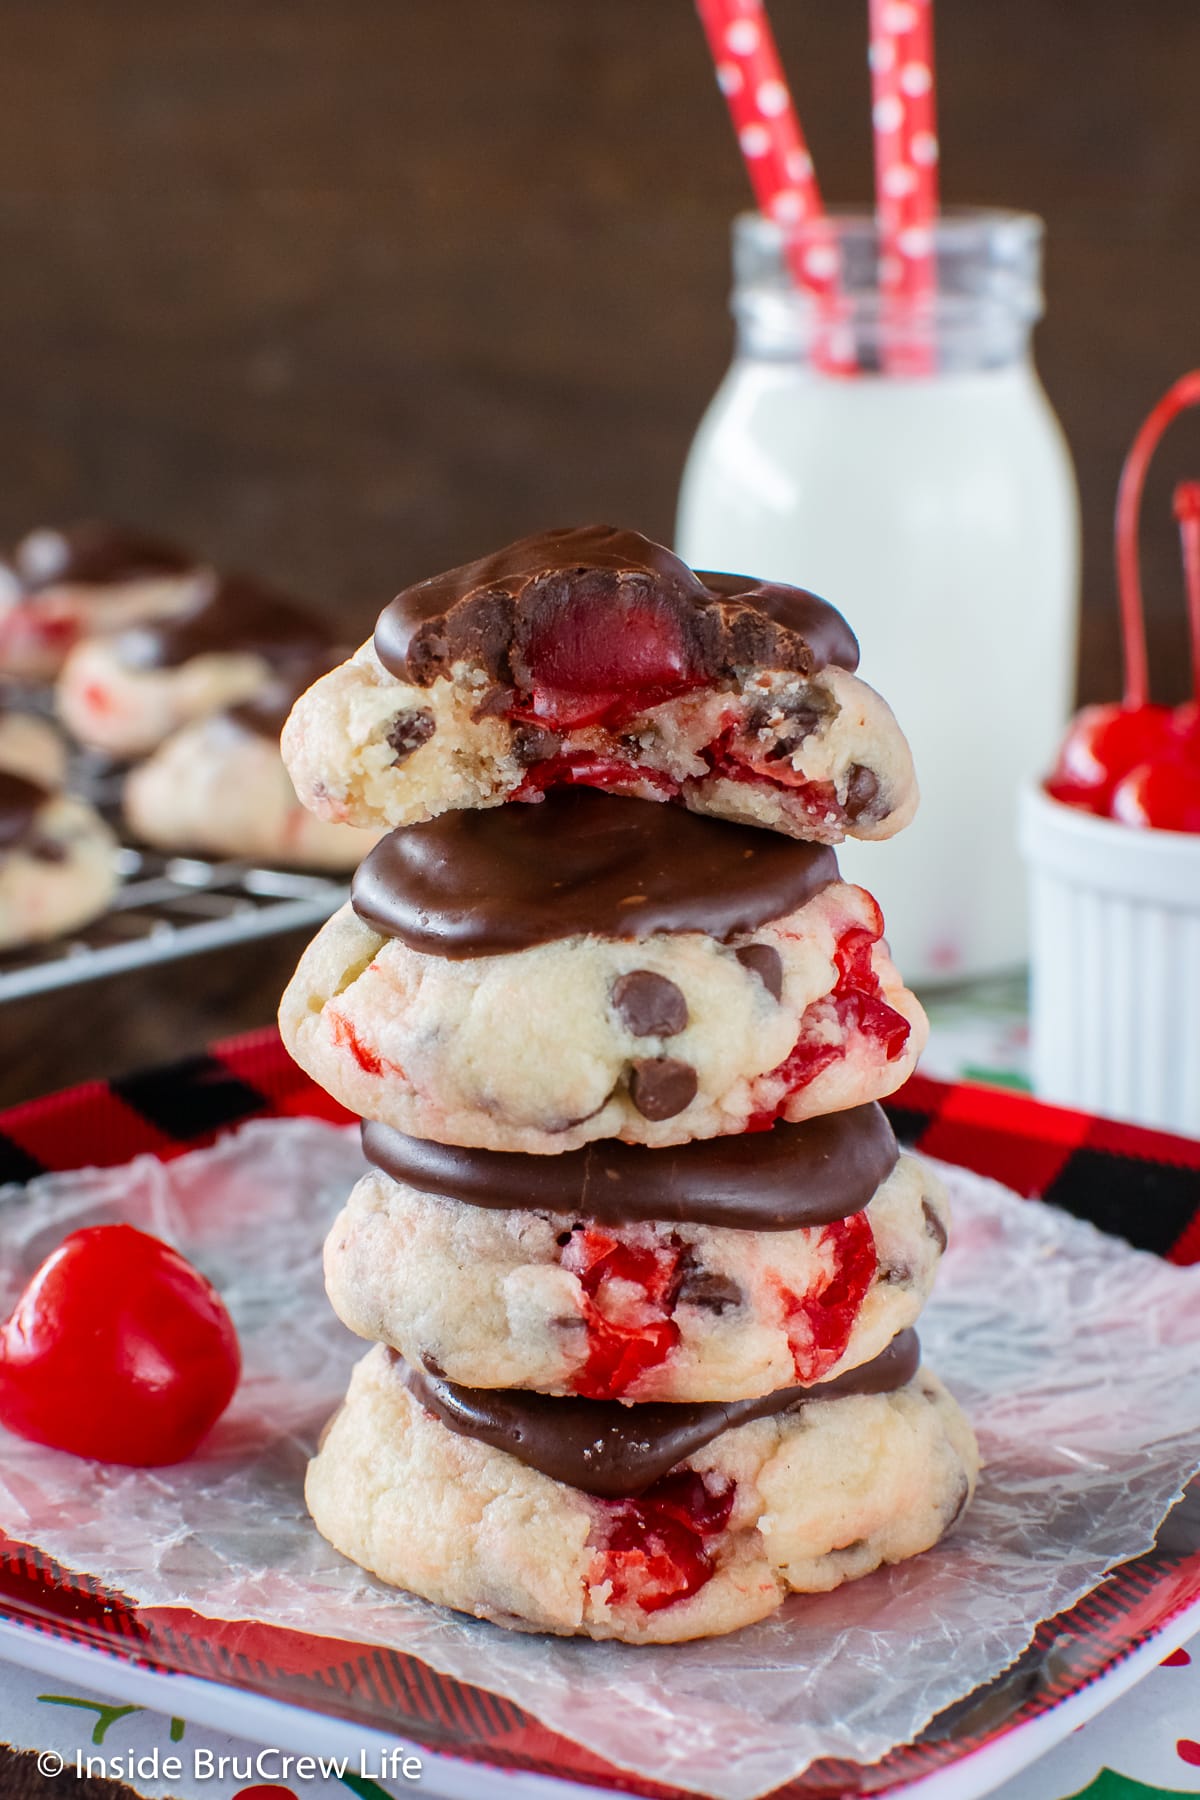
[1,521,193,596]
[362,1104,897,1231]
[351,789,838,955]
[373,525,859,689]
[114,570,329,672]
[0,770,50,851]
[395,1329,920,1497]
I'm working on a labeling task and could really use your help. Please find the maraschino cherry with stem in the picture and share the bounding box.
[1046,371,1200,816]
[1169,479,1200,755]
[1111,479,1200,832]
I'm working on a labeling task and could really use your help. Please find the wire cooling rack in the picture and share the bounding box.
[0,850,348,1002]
[1,710,349,1003]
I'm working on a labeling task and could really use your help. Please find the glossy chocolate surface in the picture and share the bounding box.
[115,570,328,671]
[3,521,192,594]
[361,1103,898,1230]
[395,1329,920,1496]
[351,789,838,955]
[374,524,859,687]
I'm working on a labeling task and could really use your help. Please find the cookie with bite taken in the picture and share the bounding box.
[281,526,917,845]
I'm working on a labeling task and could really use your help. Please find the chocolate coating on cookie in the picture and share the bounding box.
[361,1103,899,1231]
[0,770,50,850]
[395,1329,920,1496]
[2,522,192,595]
[373,525,859,689]
[114,571,328,671]
[351,789,838,955]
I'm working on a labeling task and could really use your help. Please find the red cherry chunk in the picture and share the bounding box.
[523,586,699,698]
[762,923,911,1119]
[0,1224,241,1466]
[774,1212,877,1384]
[1111,756,1200,833]
[1046,703,1175,813]
[562,1228,682,1399]
[590,1470,735,1614]
[514,753,679,801]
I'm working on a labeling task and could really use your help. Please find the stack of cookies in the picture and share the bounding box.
[278,527,978,1644]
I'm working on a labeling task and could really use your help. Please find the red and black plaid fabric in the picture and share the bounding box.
[4,1030,1197,1263]
[0,1029,1198,1800]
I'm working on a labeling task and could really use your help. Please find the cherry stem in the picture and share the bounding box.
[1174,481,1200,704]
[1115,371,1200,709]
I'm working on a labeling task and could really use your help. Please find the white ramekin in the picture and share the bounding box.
[1019,782,1200,1134]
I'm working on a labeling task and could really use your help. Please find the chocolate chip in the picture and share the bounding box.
[844,763,880,820]
[471,683,517,720]
[27,835,69,864]
[628,1058,698,1120]
[748,688,830,760]
[766,709,823,760]
[735,943,783,1001]
[386,709,435,765]
[922,1199,948,1254]
[675,1267,743,1315]
[611,970,689,1037]
[511,723,562,765]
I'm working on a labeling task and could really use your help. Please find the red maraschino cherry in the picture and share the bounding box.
[1175,482,1200,753]
[1045,701,1175,813]
[1111,757,1200,833]
[0,1224,241,1465]
[1111,480,1200,830]
[1047,374,1200,831]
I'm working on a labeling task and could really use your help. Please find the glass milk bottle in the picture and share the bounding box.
[677,209,1080,985]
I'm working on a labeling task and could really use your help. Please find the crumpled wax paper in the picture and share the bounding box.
[1,1117,1199,1800]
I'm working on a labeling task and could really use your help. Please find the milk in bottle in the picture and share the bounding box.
[677,210,1080,985]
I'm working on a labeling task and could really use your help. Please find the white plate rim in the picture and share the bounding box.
[1,1587,1198,1800]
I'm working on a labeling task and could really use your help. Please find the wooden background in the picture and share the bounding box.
[3,0,1200,1104]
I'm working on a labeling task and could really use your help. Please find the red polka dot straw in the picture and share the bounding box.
[868,0,939,372]
[694,0,853,370]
